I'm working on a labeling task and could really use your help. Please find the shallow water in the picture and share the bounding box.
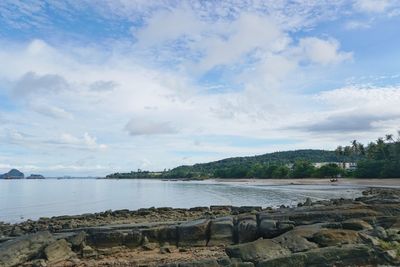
[0,179,367,223]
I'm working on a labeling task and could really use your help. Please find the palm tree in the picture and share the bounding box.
[376,138,387,160]
[335,146,343,156]
[351,140,359,156]
[385,134,394,143]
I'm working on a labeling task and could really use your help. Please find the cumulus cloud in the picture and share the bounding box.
[125,117,178,136]
[298,38,353,65]
[59,132,107,150]
[31,103,73,120]
[354,0,391,13]
[13,71,69,98]
[302,113,398,133]
[89,80,118,92]
[345,20,372,30]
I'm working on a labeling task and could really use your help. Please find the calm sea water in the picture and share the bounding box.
[0,179,368,223]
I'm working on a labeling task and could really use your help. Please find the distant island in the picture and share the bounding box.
[107,133,400,179]
[0,169,45,179]
[0,169,24,179]
[26,174,45,179]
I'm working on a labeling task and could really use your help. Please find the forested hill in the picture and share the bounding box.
[171,149,350,174]
[107,149,355,179]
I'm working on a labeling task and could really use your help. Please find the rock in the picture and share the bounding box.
[303,198,312,206]
[208,216,234,246]
[142,236,158,250]
[82,245,97,258]
[372,226,388,240]
[309,229,361,247]
[225,238,290,263]
[0,231,54,267]
[67,231,86,248]
[30,259,48,267]
[258,219,294,238]
[236,215,258,243]
[141,225,176,244]
[341,219,372,231]
[122,230,142,248]
[257,244,376,267]
[86,230,124,248]
[177,219,209,247]
[44,239,75,263]
[382,249,399,264]
[258,219,277,238]
[160,245,172,254]
[179,259,220,266]
[217,256,231,266]
[232,262,254,266]
[273,230,318,253]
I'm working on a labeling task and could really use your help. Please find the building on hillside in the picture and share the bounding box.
[313,162,357,171]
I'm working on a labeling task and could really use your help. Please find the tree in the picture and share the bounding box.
[314,163,342,178]
[272,166,290,178]
[291,161,315,178]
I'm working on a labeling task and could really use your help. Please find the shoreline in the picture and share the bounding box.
[211,178,400,187]
[0,188,399,266]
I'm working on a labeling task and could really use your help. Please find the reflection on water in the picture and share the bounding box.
[0,179,366,222]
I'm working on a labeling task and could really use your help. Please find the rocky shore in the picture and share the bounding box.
[1,187,399,267]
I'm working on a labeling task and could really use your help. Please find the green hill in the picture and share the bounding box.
[107,149,355,179]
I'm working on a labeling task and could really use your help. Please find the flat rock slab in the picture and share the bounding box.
[257,244,376,267]
[226,238,291,263]
[177,219,210,247]
[0,231,55,267]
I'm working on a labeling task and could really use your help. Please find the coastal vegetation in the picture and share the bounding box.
[107,132,400,179]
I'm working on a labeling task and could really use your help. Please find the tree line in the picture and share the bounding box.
[106,133,400,179]
[335,133,400,178]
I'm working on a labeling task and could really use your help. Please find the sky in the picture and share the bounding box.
[1,0,400,176]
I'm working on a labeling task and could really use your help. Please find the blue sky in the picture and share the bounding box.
[0,0,400,176]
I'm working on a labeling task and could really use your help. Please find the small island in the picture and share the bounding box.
[0,169,24,179]
[26,174,45,179]
[0,170,45,180]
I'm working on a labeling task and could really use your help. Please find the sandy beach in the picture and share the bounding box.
[212,178,400,187]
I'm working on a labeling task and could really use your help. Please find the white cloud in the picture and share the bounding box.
[125,117,178,136]
[90,80,118,91]
[354,0,391,13]
[345,20,371,30]
[31,103,73,120]
[59,132,107,150]
[298,37,353,65]
[12,71,69,98]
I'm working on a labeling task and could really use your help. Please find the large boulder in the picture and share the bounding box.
[208,216,234,246]
[123,230,143,248]
[309,229,361,247]
[257,244,377,267]
[273,230,318,253]
[236,215,258,243]
[86,231,124,248]
[0,231,55,267]
[341,219,373,231]
[141,225,177,244]
[226,238,290,263]
[258,219,294,238]
[178,259,220,267]
[44,239,75,263]
[177,219,209,247]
